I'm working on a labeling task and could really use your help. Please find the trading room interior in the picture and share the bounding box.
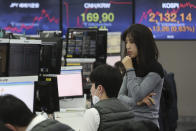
[0,0,196,131]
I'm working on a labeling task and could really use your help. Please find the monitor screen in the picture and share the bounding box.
[0,0,60,34]
[135,0,196,40]
[107,32,121,54]
[8,40,41,76]
[0,39,9,76]
[58,67,83,97]
[96,30,107,62]
[0,76,37,112]
[106,55,121,66]
[34,77,59,114]
[66,28,97,58]
[40,38,62,74]
[62,0,133,35]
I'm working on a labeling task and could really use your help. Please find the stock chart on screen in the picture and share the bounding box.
[135,0,196,40]
[0,0,60,34]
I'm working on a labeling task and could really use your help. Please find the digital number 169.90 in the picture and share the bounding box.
[81,12,115,23]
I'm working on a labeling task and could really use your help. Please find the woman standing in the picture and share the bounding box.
[118,24,164,127]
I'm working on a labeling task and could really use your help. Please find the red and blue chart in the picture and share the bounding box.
[0,0,60,34]
[135,0,196,39]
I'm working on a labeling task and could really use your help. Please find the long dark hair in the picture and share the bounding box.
[114,61,126,77]
[122,24,159,77]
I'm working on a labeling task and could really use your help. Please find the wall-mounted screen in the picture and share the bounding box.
[62,0,133,35]
[0,0,60,34]
[135,0,196,39]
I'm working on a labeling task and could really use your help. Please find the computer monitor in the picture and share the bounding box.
[34,76,59,114]
[0,39,9,76]
[8,39,41,76]
[66,28,97,58]
[39,38,62,74]
[106,55,121,66]
[96,30,107,63]
[0,76,37,112]
[107,32,121,54]
[57,66,83,98]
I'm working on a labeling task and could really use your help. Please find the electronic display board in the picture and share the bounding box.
[62,0,133,35]
[135,0,196,39]
[0,0,60,34]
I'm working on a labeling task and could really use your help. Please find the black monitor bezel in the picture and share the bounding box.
[66,28,98,59]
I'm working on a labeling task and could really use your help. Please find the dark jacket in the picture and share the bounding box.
[94,98,134,131]
[31,119,74,131]
[159,72,178,131]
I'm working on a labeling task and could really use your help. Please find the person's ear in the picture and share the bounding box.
[97,85,104,94]
[5,123,17,131]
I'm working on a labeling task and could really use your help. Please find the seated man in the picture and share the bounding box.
[0,94,74,131]
[81,64,134,131]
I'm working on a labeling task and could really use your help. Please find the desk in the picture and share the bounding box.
[54,110,85,131]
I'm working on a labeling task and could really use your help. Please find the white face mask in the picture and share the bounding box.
[92,95,100,105]
[92,89,100,105]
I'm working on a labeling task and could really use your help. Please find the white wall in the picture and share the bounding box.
[156,40,196,116]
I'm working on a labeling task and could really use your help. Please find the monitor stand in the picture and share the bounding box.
[59,94,86,111]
